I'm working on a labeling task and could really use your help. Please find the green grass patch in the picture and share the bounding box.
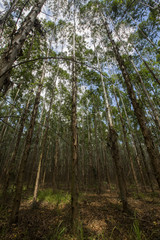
[37,189,70,205]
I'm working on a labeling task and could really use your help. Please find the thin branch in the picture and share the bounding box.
[40,11,55,18]
[0,115,21,119]
[139,1,159,9]
[1,56,110,83]
[1,119,15,130]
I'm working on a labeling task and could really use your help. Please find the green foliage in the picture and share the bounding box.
[48,221,66,240]
[132,214,142,240]
[37,189,70,205]
[77,222,84,240]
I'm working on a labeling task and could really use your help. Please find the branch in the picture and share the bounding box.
[1,55,110,82]
[1,119,15,130]
[0,115,21,119]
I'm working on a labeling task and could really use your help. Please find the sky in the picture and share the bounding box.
[1,0,159,110]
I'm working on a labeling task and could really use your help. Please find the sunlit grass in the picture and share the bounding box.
[37,189,71,205]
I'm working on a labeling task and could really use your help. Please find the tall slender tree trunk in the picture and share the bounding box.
[52,136,59,190]
[41,138,50,188]
[10,64,46,223]
[87,115,93,188]
[71,1,79,232]
[118,90,149,191]
[101,143,111,189]
[94,110,101,194]
[113,27,160,129]
[137,138,154,192]
[113,87,139,193]
[33,87,54,203]
[1,97,31,203]
[71,67,79,232]
[26,104,46,190]
[103,18,160,188]
[0,87,21,147]
[97,54,128,210]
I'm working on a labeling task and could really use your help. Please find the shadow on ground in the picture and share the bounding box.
[0,190,160,240]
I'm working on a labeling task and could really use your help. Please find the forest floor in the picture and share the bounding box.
[0,188,160,240]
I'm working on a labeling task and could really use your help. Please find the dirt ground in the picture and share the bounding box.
[0,190,160,240]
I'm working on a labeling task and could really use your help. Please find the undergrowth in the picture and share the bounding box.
[28,188,71,206]
[37,189,71,205]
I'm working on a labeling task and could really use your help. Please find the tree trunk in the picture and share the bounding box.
[114,87,139,193]
[109,127,128,209]
[87,115,94,188]
[0,87,21,147]
[97,54,128,210]
[137,138,154,192]
[71,0,79,233]
[118,90,149,191]
[26,102,46,189]
[94,110,102,194]
[71,69,79,232]
[33,85,55,202]
[10,65,45,223]
[52,136,59,190]
[113,27,160,129]
[103,19,160,188]
[1,97,31,204]
[41,141,50,188]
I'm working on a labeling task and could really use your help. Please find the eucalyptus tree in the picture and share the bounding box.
[95,1,160,188]
[33,64,59,203]
[1,0,160,231]
[112,85,139,192]
[110,23,160,130]
[1,94,32,204]
[0,17,50,195]
[117,86,155,191]
[70,0,79,233]
[96,52,129,209]
[10,46,50,222]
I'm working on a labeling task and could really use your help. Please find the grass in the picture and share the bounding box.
[131,213,148,240]
[48,221,66,240]
[37,189,71,206]
[132,218,142,240]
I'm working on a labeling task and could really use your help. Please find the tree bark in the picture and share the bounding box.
[52,136,59,190]
[10,63,45,223]
[97,54,128,210]
[33,87,54,203]
[113,27,160,129]
[1,97,31,204]
[94,110,102,194]
[114,87,139,193]
[71,0,79,233]
[103,18,160,188]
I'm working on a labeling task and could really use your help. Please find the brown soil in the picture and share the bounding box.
[0,190,160,240]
